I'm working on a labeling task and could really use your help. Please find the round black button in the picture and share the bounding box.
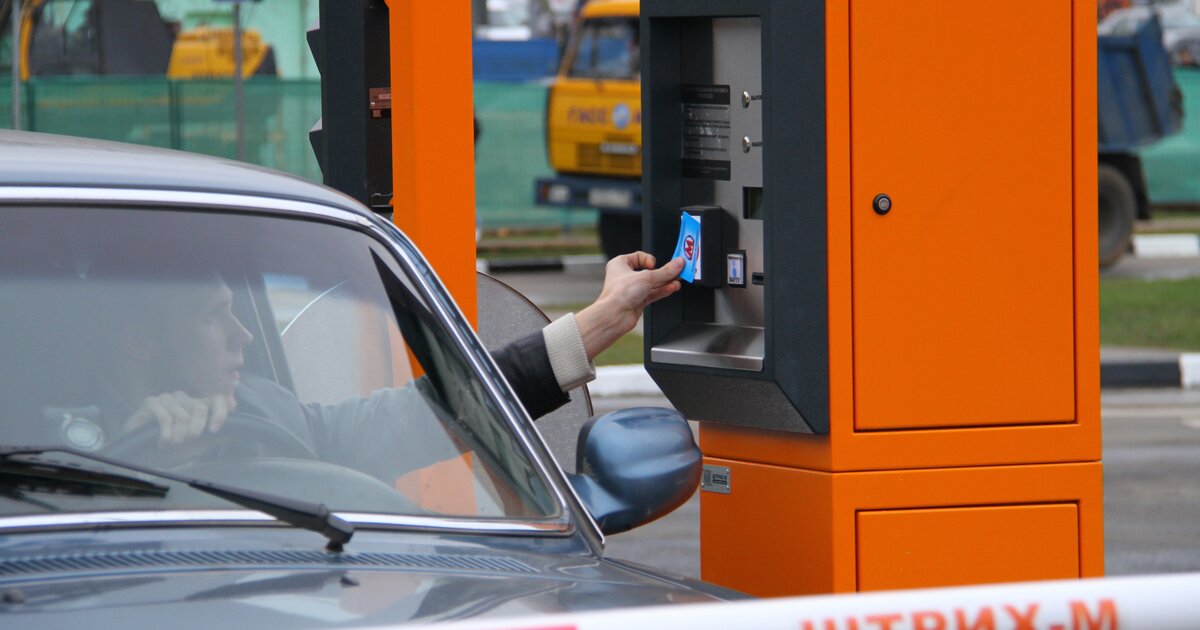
[873,193,892,215]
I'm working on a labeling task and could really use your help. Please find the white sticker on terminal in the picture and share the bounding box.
[726,252,746,287]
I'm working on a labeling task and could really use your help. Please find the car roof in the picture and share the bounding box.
[0,130,367,215]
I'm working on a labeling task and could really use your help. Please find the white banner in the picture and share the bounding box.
[390,572,1200,630]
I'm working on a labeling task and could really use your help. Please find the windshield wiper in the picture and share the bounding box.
[0,445,354,552]
[0,457,171,497]
[0,458,169,512]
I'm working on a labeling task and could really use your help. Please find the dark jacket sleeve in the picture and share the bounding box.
[491,330,570,420]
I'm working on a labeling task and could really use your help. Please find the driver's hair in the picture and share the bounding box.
[84,247,226,362]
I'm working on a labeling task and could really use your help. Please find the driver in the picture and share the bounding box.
[78,252,683,470]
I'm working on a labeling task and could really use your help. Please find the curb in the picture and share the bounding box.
[1132,233,1200,257]
[1101,352,1200,389]
[591,365,660,397]
[478,254,606,274]
[477,233,1198,271]
[591,354,1200,396]
[478,236,1199,272]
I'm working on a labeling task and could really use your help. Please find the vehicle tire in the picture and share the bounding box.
[598,212,643,261]
[1098,163,1136,268]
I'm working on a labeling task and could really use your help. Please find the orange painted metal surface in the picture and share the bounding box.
[699,0,1100,597]
[857,504,1080,591]
[700,459,1103,597]
[699,0,1100,474]
[386,1,478,326]
[850,0,1076,431]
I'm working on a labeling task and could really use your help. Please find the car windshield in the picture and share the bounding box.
[0,206,560,523]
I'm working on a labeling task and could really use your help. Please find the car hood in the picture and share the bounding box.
[0,527,737,627]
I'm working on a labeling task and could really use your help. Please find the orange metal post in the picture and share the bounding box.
[386,0,478,325]
[699,0,1101,595]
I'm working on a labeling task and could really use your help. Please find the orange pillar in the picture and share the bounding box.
[386,1,478,325]
[698,0,1101,596]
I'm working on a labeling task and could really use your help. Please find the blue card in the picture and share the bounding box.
[671,211,702,283]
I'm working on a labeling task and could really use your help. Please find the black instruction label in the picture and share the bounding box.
[681,84,731,181]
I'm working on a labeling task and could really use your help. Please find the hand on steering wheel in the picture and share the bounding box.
[105,409,318,470]
[122,391,234,446]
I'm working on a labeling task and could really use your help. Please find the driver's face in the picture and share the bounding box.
[156,281,254,398]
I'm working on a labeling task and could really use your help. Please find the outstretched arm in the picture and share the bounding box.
[492,252,683,420]
[574,252,684,360]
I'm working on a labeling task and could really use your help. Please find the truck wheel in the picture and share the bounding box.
[599,212,643,261]
[1098,163,1136,268]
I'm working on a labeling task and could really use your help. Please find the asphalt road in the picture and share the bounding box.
[490,260,1200,583]
[1101,387,1200,575]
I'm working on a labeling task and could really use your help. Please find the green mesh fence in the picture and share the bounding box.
[0,76,596,231]
[14,73,1195,222]
[1140,68,1200,206]
[473,80,596,230]
[0,76,324,182]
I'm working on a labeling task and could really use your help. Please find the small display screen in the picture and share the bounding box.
[744,187,763,220]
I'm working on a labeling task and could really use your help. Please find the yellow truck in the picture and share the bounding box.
[535,0,642,259]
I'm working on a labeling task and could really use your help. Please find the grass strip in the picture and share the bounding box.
[1100,276,1200,351]
[595,333,645,367]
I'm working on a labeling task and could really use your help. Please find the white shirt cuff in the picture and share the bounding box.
[542,313,596,392]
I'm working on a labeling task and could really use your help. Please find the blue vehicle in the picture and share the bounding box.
[1098,14,1185,266]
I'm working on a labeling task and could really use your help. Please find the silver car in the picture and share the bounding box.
[0,131,739,627]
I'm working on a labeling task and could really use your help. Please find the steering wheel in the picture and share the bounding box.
[104,411,318,469]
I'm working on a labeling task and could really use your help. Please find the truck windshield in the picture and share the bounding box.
[567,17,639,80]
[0,206,559,525]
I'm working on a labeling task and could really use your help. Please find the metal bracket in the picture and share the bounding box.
[369,88,392,118]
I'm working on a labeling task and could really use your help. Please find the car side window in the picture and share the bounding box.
[263,272,414,405]
[0,206,560,521]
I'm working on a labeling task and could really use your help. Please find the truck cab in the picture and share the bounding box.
[536,0,643,259]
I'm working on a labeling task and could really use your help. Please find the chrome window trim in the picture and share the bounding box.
[0,186,375,228]
[336,513,570,534]
[0,511,570,535]
[0,511,277,530]
[0,186,604,546]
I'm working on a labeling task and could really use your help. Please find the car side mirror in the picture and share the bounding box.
[567,407,701,535]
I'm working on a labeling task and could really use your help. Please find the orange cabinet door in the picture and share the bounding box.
[849,0,1077,430]
[857,503,1081,591]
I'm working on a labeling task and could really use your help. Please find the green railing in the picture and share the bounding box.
[4,72,1193,224]
[0,76,323,182]
[474,80,596,230]
[0,76,595,230]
